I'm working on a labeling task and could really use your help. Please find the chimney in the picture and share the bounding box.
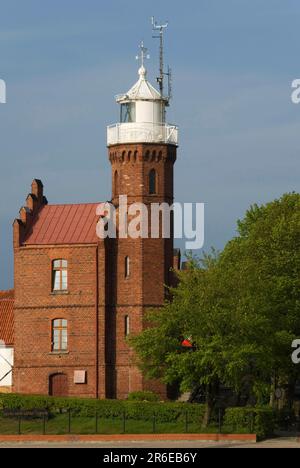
[13,180,47,248]
[31,179,44,205]
[19,206,32,226]
[26,193,38,212]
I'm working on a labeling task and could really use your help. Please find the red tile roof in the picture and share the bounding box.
[0,294,14,346]
[24,203,101,245]
[0,290,14,300]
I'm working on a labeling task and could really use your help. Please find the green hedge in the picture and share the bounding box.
[127,391,160,402]
[0,394,206,423]
[224,406,276,439]
[0,395,277,437]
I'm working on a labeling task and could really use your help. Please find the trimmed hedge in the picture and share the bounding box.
[127,391,160,402]
[0,395,277,437]
[224,406,276,439]
[0,394,206,423]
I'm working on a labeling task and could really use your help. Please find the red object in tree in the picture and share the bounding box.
[181,338,193,348]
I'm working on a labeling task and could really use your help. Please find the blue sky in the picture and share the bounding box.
[0,0,300,289]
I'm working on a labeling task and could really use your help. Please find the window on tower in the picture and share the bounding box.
[120,103,136,123]
[52,259,68,292]
[125,256,130,278]
[149,169,157,195]
[125,315,130,337]
[114,171,119,194]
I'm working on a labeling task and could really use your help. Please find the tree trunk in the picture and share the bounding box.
[269,372,276,408]
[202,386,214,428]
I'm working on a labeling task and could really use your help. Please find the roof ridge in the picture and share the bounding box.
[45,202,102,207]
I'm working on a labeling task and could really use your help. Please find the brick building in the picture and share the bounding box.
[8,47,179,399]
[0,290,14,392]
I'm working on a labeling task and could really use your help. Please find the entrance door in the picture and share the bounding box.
[49,373,68,397]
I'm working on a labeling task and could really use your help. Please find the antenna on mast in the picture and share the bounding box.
[151,16,169,100]
[167,65,172,101]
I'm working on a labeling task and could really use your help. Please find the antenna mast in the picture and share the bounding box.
[151,16,169,99]
[167,65,172,101]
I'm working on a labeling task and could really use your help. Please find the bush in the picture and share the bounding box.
[127,391,160,402]
[0,394,206,423]
[274,408,295,431]
[223,406,276,439]
[0,395,276,437]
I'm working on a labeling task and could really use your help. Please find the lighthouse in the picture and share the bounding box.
[105,33,179,399]
[10,25,179,401]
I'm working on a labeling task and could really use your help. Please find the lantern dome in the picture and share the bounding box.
[107,42,178,147]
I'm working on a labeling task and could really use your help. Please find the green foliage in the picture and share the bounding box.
[0,395,278,436]
[127,391,160,402]
[0,394,206,423]
[273,407,296,432]
[130,193,300,416]
[224,407,276,439]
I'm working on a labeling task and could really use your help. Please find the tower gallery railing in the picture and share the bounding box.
[107,122,178,146]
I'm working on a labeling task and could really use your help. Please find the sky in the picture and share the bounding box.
[0,0,299,290]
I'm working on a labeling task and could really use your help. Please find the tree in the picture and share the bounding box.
[130,193,300,425]
[231,192,300,404]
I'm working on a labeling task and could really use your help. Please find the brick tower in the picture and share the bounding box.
[106,43,179,399]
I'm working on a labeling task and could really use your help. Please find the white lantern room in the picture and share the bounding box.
[107,43,178,146]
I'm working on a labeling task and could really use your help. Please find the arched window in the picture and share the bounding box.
[125,256,130,278]
[114,171,119,194]
[149,169,157,195]
[125,315,130,336]
[52,259,68,291]
[52,319,68,352]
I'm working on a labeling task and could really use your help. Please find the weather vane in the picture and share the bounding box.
[135,41,150,68]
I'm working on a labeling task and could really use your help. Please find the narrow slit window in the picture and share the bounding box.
[114,171,119,194]
[125,256,130,278]
[149,169,156,195]
[125,315,130,337]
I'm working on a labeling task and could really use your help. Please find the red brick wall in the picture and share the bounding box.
[13,143,176,400]
[13,243,107,398]
[108,143,177,399]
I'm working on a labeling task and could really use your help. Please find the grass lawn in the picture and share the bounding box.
[0,414,246,435]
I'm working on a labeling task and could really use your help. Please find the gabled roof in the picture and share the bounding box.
[117,66,162,102]
[0,293,14,346]
[23,203,101,245]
